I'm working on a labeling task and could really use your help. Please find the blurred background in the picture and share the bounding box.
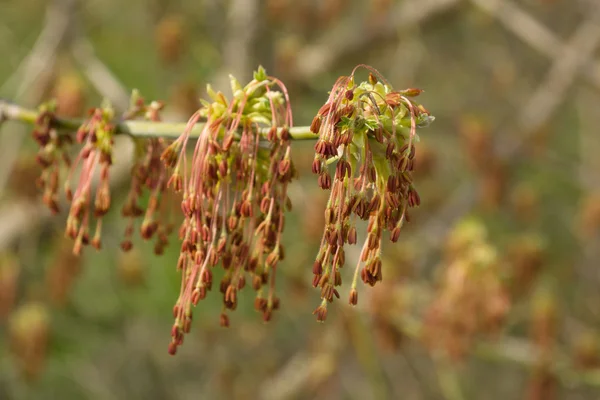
[1,0,600,398]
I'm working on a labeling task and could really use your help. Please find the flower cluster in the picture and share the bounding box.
[31,101,73,214]
[309,65,433,320]
[64,102,116,254]
[422,219,510,360]
[119,94,175,255]
[161,67,296,354]
[31,93,177,256]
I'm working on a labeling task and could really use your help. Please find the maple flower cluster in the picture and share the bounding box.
[309,65,434,321]
[32,95,175,255]
[160,67,296,354]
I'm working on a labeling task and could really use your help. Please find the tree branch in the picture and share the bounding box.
[0,99,316,141]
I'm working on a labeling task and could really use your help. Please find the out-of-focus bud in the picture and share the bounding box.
[0,253,19,320]
[155,15,186,66]
[118,247,145,287]
[573,332,600,370]
[53,71,86,117]
[9,302,51,381]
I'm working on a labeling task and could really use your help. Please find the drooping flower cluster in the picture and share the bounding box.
[161,67,296,354]
[422,219,510,360]
[32,93,175,256]
[309,65,434,320]
[32,101,73,214]
[119,94,175,255]
[64,102,116,254]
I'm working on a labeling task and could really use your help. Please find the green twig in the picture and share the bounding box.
[0,99,317,141]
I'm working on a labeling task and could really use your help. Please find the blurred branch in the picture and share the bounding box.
[470,0,600,91]
[292,0,460,81]
[0,0,77,194]
[393,315,600,389]
[214,0,259,90]
[414,9,600,259]
[259,324,343,400]
[71,38,130,110]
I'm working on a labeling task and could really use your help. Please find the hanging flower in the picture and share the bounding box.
[309,65,434,320]
[161,66,296,354]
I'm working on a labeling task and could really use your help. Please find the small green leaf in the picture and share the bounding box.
[253,65,268,82]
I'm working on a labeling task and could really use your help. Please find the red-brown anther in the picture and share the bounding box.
[368,194,381,213]
[278,159,291,177]
[237,275,246,290]
[199,286,207,300]
[408,188,420,207]
[247,256,258,272]
[335,160,349,179]
[200,225,211,242]
[219,313,230,327]
[321,284,333,301]
[373,127,384,143]
[367,232,379,250]
[312,274,321,288]
[43,193,60,214]
[217,236,227,253]
[310,116,322,134]
[168,341,178,355]
[260,197,270,214]
[209,250,219,266]
[272,297,280,310]
[385,92,401,108]
[160,143,180,168]
[368,72,378,85]
[400,88,423,97]
[252,275,262,290]
[222,134,234,152]
[121,240,133,252]
[334,270,342,286]
[408,144,416,160]
[199,267,212,286]
[315,139,328,156]
[345,89,354,100]
[240,200,253,218]
[317,102,333,116]
[313,260,323,275]
[141,220,158,239]
[266,251,279,269]
[390,226,401,243]
[254,297,267,312]
[318,172,331,190]
[262,309,272,322]
[91,237,101,250]
[280,127,290,141]
[260,272,269,284]
[349,289,358,305]
[385,192,400,209]
[172,304,181,318]
[313,304,328,322]
[225,285,237,309]
[183,317,192,334]
[266,126,277,142]
[387,176,397,192]
[227,215,238,232]
[222,253,232,268]
[191,287,202,305]
[347,226,357,244]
